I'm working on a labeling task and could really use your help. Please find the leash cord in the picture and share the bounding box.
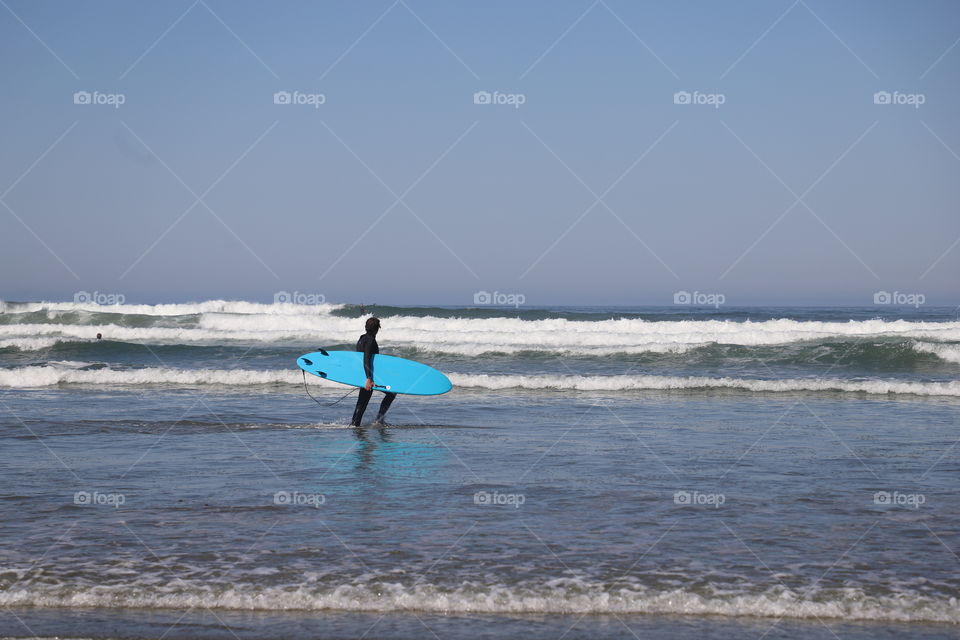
[302,369,358,407]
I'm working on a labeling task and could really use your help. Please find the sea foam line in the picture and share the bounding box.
[1,364,958,397]
[3,318,960,358]
[4,300,960,353]
[912,341,960,364]
[0,299,344,316]
[0,582,956,623]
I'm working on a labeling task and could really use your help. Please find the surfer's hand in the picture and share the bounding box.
[365,378,374,391]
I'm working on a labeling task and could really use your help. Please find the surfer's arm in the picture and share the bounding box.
[362,340,375,384]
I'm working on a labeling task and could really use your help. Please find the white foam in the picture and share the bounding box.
[913,341,960,364]
[196,313,960,353]
[1,364,957,397]
[0,299,344,316]
[0,323,252,347]
[0,337,62,351]
[0,364,336,389]
[3,314,960,357]
[449,373,960,396]
[0,582,956,623]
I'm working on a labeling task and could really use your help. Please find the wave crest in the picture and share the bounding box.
[2,364,958,396]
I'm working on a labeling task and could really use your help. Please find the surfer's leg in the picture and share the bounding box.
[375,392,397,423]
[351,388,372,426]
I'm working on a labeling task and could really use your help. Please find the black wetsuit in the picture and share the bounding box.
[350,331,397,426]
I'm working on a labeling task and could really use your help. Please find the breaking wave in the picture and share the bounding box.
[0,580,955,623]
[2,364,958,397]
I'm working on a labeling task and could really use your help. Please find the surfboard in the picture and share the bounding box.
[297,350,452,396]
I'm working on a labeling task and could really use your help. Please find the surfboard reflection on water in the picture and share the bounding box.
[303,423,451,510]
[351,426,392,475]
[349,428,446,479]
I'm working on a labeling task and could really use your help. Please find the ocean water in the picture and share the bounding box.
[1,300,959,640]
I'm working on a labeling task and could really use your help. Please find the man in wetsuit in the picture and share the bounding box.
[350,316,397,427]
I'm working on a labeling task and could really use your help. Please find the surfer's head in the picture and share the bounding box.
[365,317,380,335]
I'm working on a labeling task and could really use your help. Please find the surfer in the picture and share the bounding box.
[350,317,397,427]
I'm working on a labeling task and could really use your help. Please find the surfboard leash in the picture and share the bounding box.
[302,369,358,407]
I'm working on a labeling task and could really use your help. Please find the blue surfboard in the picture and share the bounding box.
[297,350,452,396]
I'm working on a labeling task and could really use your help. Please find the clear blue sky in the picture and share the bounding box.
[1,0,958,306]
